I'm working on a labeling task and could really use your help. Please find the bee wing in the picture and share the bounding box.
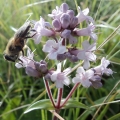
[14,21,31,40]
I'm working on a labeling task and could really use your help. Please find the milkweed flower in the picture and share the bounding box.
[76,7,94,24]
[77,40,96,69]
[42,39,67,60]
[15,49,41,77]
[31,17,55,44]
[15,48,34,68]
[72,67,94,88]
[50,63,71,88]
[74,23,97,41]
[48,3,69,19]
[93,57,113,76]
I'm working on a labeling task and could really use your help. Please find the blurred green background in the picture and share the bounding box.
[0,0,120,120]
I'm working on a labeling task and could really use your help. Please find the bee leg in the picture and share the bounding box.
[25,29,37,39]
[21,49,24,56]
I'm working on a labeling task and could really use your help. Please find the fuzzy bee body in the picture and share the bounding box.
[3,22,34,62]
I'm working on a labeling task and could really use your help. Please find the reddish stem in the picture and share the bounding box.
[56,88,63,109]
[60,83,80,108]
[44,79,56,108]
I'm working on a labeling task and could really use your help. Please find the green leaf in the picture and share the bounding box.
[24,99,54,114]
[62,99,89,110]
[108,113,120,120]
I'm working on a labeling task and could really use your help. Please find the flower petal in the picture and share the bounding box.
[77,50,86,60]
[55,80,63,88]
[85,69,94,79]
[42,40,55,52]
[72,77,80,83]
[76,67,85,74]
[83,60,90,69]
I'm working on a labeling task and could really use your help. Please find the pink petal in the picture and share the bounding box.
[51,72,58,82]
[55,80,63,88]
[83,60,90,69]
[77,50,86,60]
[76,67,85,74]
[57,63,62,72]
[86,52,96,61]
[82,40,90,50]
[15,63,23,68]
[42,40,55,52]
[48,52,57,59]
[33,34,42,44]
[57,46,67,54]
[82,8,89,16]
[85,69,94,79]
[81,79,91,88]
[63,77,70,86]
[72,77,80,83]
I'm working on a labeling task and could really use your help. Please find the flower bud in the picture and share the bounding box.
[67,10,75,19]
[61,29,71,38]
[57,54,66,61]
[34,62,40,71]
[52,19,61,31]
[25,66,40,77]
[40,60,47,65]
[44,73,51,80]
[39,64,48,74]
[60,3,69,12]
[60,13,70,28]
[70,55,79,62]
[65,52,72,59]
[70,17,78,28]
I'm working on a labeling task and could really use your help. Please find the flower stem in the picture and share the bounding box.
[60,83,80,108]
[44,78,56,108]
[56,88,63,109]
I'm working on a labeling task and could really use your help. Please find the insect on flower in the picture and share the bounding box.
[3,21,36,62]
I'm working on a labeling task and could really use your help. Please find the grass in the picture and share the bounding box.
[0,0,120,120]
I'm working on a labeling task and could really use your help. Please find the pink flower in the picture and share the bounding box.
[32,17,54,44]
[93,57,113,76]
[48,3,69,19]
[15,48,34,68]
[15,49,40,77]
[77,40,96,69]
[50,63,71,88]
[61,29,77,44]
[42,39,67,60]
[72,67,94,88]
[76,7,94,24]
[74,23,97,41]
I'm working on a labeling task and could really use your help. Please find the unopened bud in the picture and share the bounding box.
[60,3,69,12]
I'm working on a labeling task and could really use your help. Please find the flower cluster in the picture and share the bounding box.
[15,3,113,89]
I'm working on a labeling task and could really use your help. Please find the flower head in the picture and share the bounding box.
[42,39,67,60]
[31,17,54,44]
[77,40,96,69]
[93,57,113,76]
[50,63,71,88]
[72,67,94,88]
[74,23,97,41]
[76,7,94,24]
[15,49,41,77]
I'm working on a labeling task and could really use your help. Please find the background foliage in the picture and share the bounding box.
[0,0,120,120]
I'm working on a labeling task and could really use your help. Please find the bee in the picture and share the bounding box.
[3,21,36,62]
